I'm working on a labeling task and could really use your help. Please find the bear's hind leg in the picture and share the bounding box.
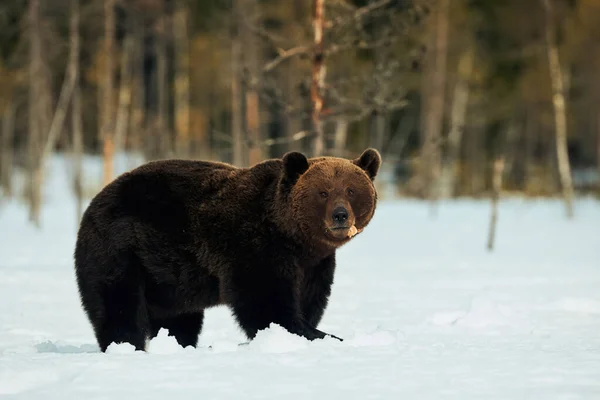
[96,279,150,352]
[149,312,204,348]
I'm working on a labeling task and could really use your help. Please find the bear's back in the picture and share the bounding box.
[87,159,237,219]
[82,159,284,244]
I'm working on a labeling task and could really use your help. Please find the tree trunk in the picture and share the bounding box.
[285,67,303,154]
[130,13,145,163]
[102,0,116,186]
[597,112,600,181]
[440,47,473,199]
[524,107,537,192]
[246,91,261,164]
[333,118,348,157]
[28,0,43,227]
[34,10,80,220]
[372,113,387,153]
[392,108,417,156]
[174,0,191,159]
[70,0,84,223]
[421,0,449,208]
[43,63,78,162]
[311,0,326,157]
[469,119,486,196]
[114,36,133,158]
[1,102,15,197]
[487,157,505,251]
[156,11,170,158]
[241,0,262,165]
[541,0,574,218]
[231,1,245,167]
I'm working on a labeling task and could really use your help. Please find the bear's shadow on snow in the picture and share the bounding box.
[35,340,100,354]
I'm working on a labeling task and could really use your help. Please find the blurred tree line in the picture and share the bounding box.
[0,0,599,227]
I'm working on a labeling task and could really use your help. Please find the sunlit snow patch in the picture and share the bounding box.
[430,298,513,328]
[346,330,397,347]
[556,298,600,314]
[247,324,311,353]
[0,368,62,395]
[146,328,190,354]
[105,342,137,354]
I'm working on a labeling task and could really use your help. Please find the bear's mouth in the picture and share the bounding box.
[325,226,352,241]
[329,226,350,231]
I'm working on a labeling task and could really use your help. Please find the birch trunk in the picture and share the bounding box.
[424,0,449,208]
[28,0,43,226]
[487,157,505,251]
[174,1,191,158]
[1,103,15,197]
[102,0,116,186]
[70,0,84,223]
[156,13,170,158]
[242,0,262,165]
[36,4,80,210]
[130,13,145,162]
[440,47,473,198]
[524,107,537,192]
[246,92,261,164]
[311,0,326,157]
[231,1,245,166]
[372,114,387,153]
[469,119,486,195]
[541,0,574,218]
[333,118,348,157]
[597,113,600,180]
[43,64,78,161]
[114,37,133,158]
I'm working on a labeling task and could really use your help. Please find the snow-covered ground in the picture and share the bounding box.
[1,156,599,399]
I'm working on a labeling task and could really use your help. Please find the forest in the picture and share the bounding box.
[0,0,599,227]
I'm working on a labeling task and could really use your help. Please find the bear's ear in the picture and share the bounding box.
[353,148,381,181]
[282,151,309,185]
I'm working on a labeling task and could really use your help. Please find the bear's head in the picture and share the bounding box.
[278,148,381,250]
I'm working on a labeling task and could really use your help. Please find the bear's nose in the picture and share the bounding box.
[332,207,349,223]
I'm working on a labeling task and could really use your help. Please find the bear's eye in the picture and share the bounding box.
[347,188,355,196]
[319,191,329,199]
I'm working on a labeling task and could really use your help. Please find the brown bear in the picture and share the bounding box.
[74,148,381,352]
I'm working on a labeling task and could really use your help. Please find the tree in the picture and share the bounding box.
[102,0,116,186]
[420,0,449,206]
[70,0,83,223]
[541,0,575,218]
[155,1,170,158]
[242,0,263,165]
[174,0,191,159]
[1,102,15,197]
[27,0,49,226]
[114,36,133,159]
[439,46,474,198]
[231,0,246,166]
[311,0,326,157]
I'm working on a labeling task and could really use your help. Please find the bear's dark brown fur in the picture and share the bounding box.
[74,148,381,351]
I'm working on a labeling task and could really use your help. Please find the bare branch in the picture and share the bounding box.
[241,17,290,49]
[263,46,310,73]
[321,99,408,123]
[325,34,402,56]
[354,0,393,19]
[325,0,392,29]
[214,128,312,150]
[257,130,312,148]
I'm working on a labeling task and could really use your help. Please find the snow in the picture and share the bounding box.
[1,155,600,399]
